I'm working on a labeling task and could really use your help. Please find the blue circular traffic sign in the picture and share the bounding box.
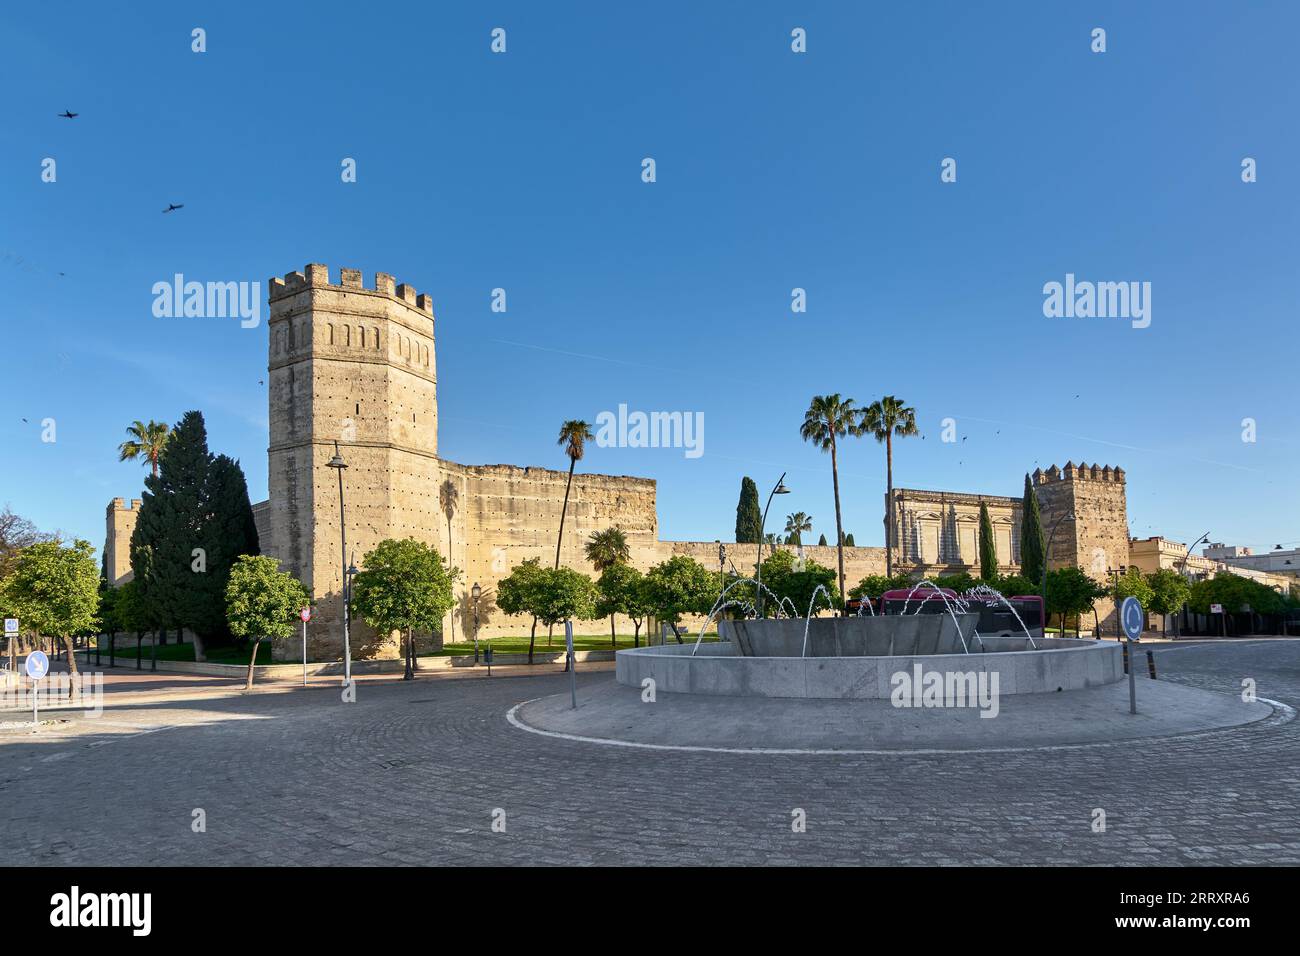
[1120,596,1144,641]
[25,650,49,681]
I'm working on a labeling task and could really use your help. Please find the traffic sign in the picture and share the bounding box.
[1120,596,1144,642]
[25,650,49,681]
[300,607,313,623]
[4,618,17,635]
[1210,603,1224,615]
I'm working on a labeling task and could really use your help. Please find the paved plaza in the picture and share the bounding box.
[2,640,1299,866]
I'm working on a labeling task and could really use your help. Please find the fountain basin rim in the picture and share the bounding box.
[615,637,1123,699]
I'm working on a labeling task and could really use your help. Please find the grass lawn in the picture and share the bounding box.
[426,631,718,657]
[90,639,260,666]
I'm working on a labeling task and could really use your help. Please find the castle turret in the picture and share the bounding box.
[267,264,439,659]
[1035,461,1131,631]
[104,497,143,586]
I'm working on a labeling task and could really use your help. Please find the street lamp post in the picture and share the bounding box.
[471,582,481,664]
[718,542,727,601]
[345,558,358,683]
[1175,531,1211,638]
[325,442,353,688]
[1041,511,1075,636]
[755,473,791,619]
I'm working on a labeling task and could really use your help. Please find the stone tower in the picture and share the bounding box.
[266,264,439,659]
[1034,462,1129,630]
[104,497,142,586]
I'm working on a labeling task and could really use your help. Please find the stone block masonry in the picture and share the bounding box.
[104,497,142,586]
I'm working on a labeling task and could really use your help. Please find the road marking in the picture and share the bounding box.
[1147,638,1300,653]
[505,697,1294,757]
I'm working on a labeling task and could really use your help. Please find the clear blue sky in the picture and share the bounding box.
[3,1,1297,558]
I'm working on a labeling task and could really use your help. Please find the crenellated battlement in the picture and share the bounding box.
[1033,462,1125,484]
[267,263,434,315]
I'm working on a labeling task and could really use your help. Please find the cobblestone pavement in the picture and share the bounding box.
[1,640,1298,866]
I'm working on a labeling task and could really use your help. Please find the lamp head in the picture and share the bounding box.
[326,440,347,470]
[471,582,481,601]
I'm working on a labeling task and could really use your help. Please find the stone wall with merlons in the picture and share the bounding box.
[103,265,1142,660]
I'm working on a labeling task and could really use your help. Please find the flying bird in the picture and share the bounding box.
[163,203,184,213]
[57,110,78,119]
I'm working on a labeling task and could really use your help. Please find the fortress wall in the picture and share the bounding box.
[442,462,665,641]
[109,263,1151,660]
[251,500,272,554]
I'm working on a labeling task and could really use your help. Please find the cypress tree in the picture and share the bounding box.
[845,533,855,546]
[129,411,215,656]
[200,454,261,641]
[735,477,762,544]
[818,534,827,546]
[978,501,998,581]
[1019,473,1046,585]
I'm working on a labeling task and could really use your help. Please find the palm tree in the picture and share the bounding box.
[117,420,171,476]
[800,394,863,609]
[860,396,919,577]
[439,478,459,641]
[554,420,594,568]
[784,512,812,546]
[553,419,594,655]
[587,526,631,649]
[585,526,630,572]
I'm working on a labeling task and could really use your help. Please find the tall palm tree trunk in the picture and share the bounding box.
[552,457,576,654]
[885,432,894,577]
[830,435,846,614]
[555,458,576,569]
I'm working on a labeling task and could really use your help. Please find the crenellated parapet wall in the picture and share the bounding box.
[268,264,435,316]
[1033,462,1125,484]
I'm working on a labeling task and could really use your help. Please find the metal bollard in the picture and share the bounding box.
[1146,650,1157,679]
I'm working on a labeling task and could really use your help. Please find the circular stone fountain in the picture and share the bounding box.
[615,615,1122,700]
[511,582,1288,753]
